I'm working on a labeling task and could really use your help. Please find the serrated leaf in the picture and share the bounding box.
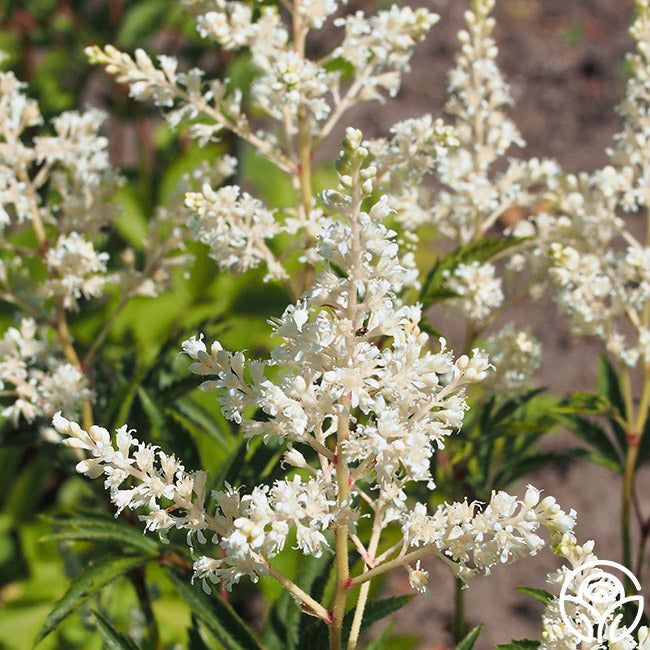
[418,319,444,340]
[598,355,626,418]
[162,566,262,650]
[493,452,573,488]
[561,414,623,472]
[343,595,413,642]
[35,555,149,644]
[568,447,622,473]
[92,610,139,650]
[300,595,413,650]
[516,587,553,605]
[455,625,482,649]
[42,511,160,555]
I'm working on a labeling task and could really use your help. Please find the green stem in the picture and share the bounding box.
[454,577,466,642]
[623,441,640,577]
[635,516,650,581]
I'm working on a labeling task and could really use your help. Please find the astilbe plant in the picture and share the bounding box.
[6,0,650,646]
[53,130,604,650]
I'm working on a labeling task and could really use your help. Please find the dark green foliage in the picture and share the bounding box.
[92,611,140,650]
[162,567,263,650]
[36,555,150,643]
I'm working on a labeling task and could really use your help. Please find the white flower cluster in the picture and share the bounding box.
[0,319,90,425]
[0,57,201,436]
[184,184,286,280]
[53,131,576,608]
[333,7,438,101]
[367,115,459,231]
[549,244,649,366]
[505,2,650,369]
[46,233,111,310]
[607,0,650,212]
[402,486,575,583]
[85,0,438,282]
[443,261,504,323]
[483,323,542,393]
[88,2,437,138]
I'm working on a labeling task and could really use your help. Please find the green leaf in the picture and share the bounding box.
[116,0,169,47]
[495,641,539,649]
[455,625,482,649]
[418,319,444,340]
[289,556,332,648]
[137,387,167,434]
[41,511,160,555]
[568,447,622,473]
[493,452,573,487]
[597,355,626,418]
[561,415,623,472]
[92,610,139,650]
[343,595,413,642]
[35,555,149,644]
[515,587,553,605]
[301,595,413,650]
[162,566,263,650]
[172,397,231,449]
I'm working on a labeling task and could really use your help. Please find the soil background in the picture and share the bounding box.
[336,0,650,647]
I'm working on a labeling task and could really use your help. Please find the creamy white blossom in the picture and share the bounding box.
[55,131,578,611]
[0,319,91,425]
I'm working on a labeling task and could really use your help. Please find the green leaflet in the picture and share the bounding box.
[35,555,150,644]
[162,566,263,650]
[560,414,624,473]
[363,622,394,650]
[455,625,482,649]
[41,511,161,555]
[515,586,553,606]
[300,595,414,650]
[92,610,140,650]
[264,553,333,650]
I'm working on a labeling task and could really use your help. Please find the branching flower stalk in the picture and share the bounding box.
[53,131,583,650]
[86,0,445,291]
